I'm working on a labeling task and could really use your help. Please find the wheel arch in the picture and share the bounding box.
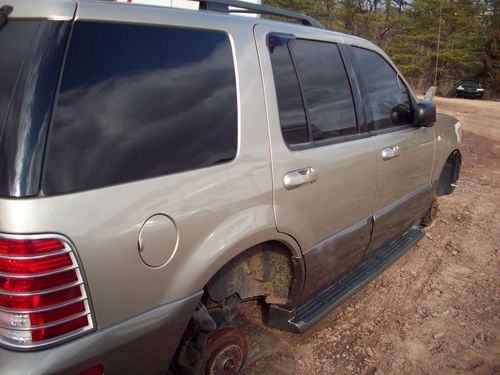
[436,149,462,196]
[204,238,302,307]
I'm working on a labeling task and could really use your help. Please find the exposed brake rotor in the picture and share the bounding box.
[204,329,248,375]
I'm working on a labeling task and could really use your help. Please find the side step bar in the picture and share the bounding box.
[269,226,425,333]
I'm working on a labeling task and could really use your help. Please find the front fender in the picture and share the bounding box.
[431,113,462,183]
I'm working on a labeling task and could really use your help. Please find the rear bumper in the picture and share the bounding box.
[0,291,202,375]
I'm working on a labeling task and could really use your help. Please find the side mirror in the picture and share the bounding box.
[413,101,436,127]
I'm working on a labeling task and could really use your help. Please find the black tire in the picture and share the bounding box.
[421,196,438,227]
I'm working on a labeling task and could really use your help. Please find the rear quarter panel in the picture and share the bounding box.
[0,3,294,329]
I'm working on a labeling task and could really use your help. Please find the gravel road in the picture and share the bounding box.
[239,97,500,375]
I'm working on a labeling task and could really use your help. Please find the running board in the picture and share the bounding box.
[268,226,425,333]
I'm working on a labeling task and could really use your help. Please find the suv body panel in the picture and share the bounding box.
[0,1,462,374]
[254,24,378,299]
[6,0,76,20]
[0,291,202,375]
[431,113,462,183]
[367,126,435,253]
[0,0,283,328]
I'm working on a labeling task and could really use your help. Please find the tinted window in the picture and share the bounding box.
[0,21,69,198]
[0,21,39,134]
[268,35,309,145]
[352,47,412,131]
[44,22,237,195]
[459,80,480,87]
[290,40,357,141]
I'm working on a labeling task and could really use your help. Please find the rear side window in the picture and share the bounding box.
[44,22,237,195]
[268,36,309,145]
[0,21,39,134]
[289,40,357,141]
[351,47,412,131]
[268,35,357,148]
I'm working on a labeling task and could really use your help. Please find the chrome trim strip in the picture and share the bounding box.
[0,296,87,314]
[0,233,74,242]
[0,311,91,331]
[0,281,84,297]
[0,248,72,261]
[0,265,79,279]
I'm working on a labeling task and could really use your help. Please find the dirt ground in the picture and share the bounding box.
[238,97,500,375]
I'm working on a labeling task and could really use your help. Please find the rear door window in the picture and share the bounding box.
[268,36,358,148]
[289,39,357,141]
[44,22,238,195]
[0,21,39,134]
[268,35,309,145]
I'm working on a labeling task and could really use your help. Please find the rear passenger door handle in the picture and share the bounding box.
[382,146,401,161]
[283,167,318,190]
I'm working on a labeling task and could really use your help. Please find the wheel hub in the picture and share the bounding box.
[204,329,248,375]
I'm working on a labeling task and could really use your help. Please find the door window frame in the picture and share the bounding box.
[267,33,370,151]
[343,44,418,136]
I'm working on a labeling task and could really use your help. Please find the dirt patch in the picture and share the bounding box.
[238,97,500,375]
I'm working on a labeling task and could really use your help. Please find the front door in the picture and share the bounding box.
[255,25,378,299]
[347,46,435,254]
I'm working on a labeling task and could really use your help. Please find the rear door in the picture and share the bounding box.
[255,25,378,299]
[348,46,435,254]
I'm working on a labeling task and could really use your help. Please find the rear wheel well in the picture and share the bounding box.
[205,241,294,306]
[437,150,461,196]
[174,243,296,373]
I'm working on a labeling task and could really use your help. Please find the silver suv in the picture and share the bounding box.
[0,1,462,374]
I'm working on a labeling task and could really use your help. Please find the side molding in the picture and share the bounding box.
[366,183,432,256]
[301,217,372,302]
[268,227,424,333]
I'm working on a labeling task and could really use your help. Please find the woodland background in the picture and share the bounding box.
[263,0,500,99]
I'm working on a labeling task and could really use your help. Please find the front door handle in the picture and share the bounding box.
[283,167,318,190]
[382,145,401,161]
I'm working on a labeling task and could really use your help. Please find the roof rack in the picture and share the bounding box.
[196,0,324,29]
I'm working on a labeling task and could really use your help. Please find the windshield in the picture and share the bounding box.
[459,80,480,86]
[0,20,39,136]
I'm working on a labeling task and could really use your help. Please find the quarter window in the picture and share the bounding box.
[351,47,412,131]
[44,22,237,195]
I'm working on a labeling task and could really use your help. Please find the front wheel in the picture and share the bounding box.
[421,196,438,227]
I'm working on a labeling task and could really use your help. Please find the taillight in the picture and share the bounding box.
[0,234,95,349]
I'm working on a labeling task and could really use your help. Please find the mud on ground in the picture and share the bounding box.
[239,97,500,375]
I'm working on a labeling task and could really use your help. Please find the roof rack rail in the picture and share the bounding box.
[196,0,324,29]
